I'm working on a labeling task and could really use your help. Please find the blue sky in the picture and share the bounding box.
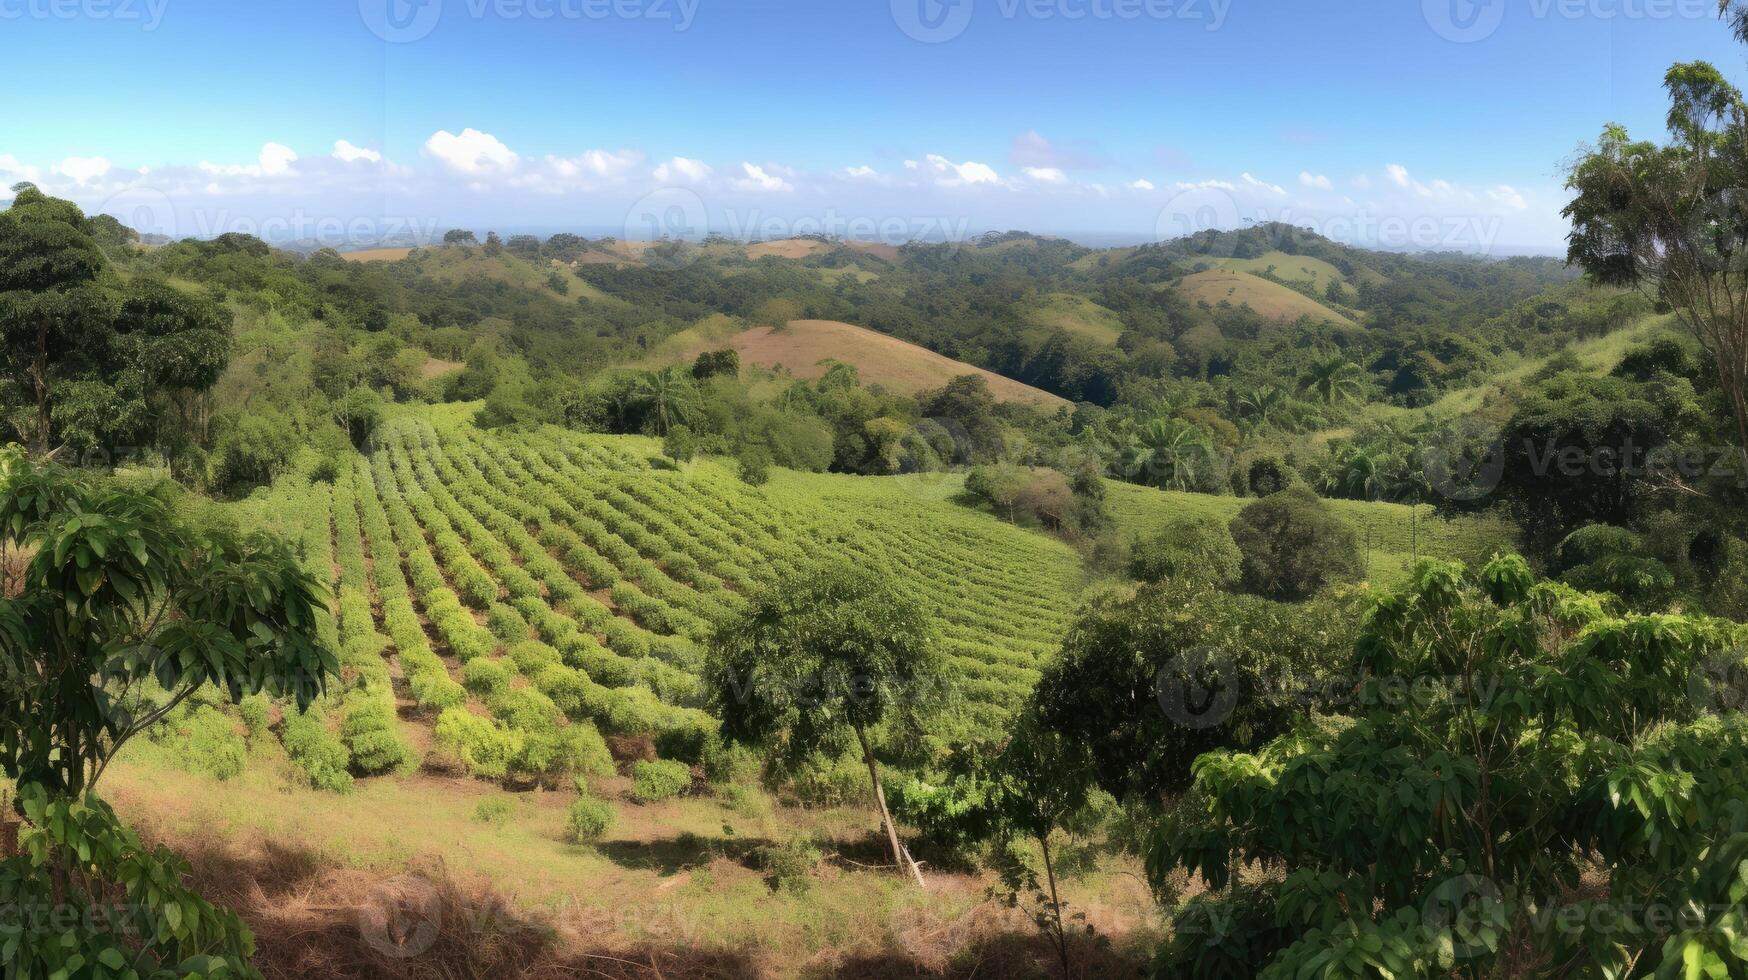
[2,0,1744,251]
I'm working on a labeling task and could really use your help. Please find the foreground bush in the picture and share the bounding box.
[1150,556,1748,977]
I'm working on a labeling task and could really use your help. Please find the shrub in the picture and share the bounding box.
[155,704,248,781]
[434,708,524,780]
[462,657,512,697]
[1228,487,1360,600]
[238,694,272,741]
[631,758,692,803]
[486,603,532,646]
[564,792,616,844]
[340,690,413,774]
[280,706,355,793]
[1128,514,1242,587]
[471,796,517,825]
[758,835,823,894]
[785,754,868,808]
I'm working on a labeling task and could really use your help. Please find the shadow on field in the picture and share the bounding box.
[162,834,1146,979]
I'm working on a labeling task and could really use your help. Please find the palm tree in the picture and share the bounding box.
[1126,417,1212,491]
[632,367,698,436]
[1297,354,1365,405]
[1236,384,1286,429]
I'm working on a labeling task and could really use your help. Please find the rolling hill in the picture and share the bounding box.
[663,318,1074,409]
[1174,268,1356,326]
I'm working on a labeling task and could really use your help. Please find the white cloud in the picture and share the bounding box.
[1130,178,1155,191]
[333,140,383,164]
[1386,163,1412,189]
[653,156,712,183]
[53,156,112,183]
[1352,174,1372,190]
[1241,172,1285,194]
[258,142,297,176]
[0,154,42,184]
[1489,184,1527,210]
[732,162,793,193]
[843,165,879,179]
[924,154,1001,186]
[1173,179,1237,192]
[1022,166,1068,184]
[903,159,920,170]
[546,148,644,181]
[1298,171,1333,191]
[423,128,518,176]
[199,143,299,178]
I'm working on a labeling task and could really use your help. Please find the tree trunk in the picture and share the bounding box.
[32,327,49,457]
[856,723,924,887]
[1040,832,1072,980]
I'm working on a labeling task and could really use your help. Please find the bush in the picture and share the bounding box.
[662,425,698,464]
[564,792,616,844]
[758,835,823,894]
[737,444,772,486]
[472,796,517,825]
[486,603,531,645]
[155,704,247,781]
[1229,487,1360,600]
[280,706,355,793]
[1128,514,1242,587]
[340,690,413,774]
[238,694,271,741]
[784,754,868,808]
[462,657,512,697]
[434,708,524,780]
[631,758,692,803]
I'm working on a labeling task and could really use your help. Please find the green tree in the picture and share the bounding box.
[1296,353,1365,405]
[0,185,113,454]
[1129,513,1242,587]
[632,366,699,436]
[1152,556,1748,978]
[1230,487,1361,600]
[0,448,336,797]
[1564,22,1748,452]
[706,562,942,885]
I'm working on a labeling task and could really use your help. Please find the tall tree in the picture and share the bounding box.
[0,184,113,454]
[1565,10,1748,452]
[707,562,942,886]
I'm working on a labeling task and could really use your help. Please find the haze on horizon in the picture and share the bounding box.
[3,0,1742,255]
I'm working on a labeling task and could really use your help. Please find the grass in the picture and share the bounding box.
[1022,292,1126,345]
[1174,269,1355,326]
[1104,481,1518,587]
[656,319,1072,409]
[1213,250,1348,291]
